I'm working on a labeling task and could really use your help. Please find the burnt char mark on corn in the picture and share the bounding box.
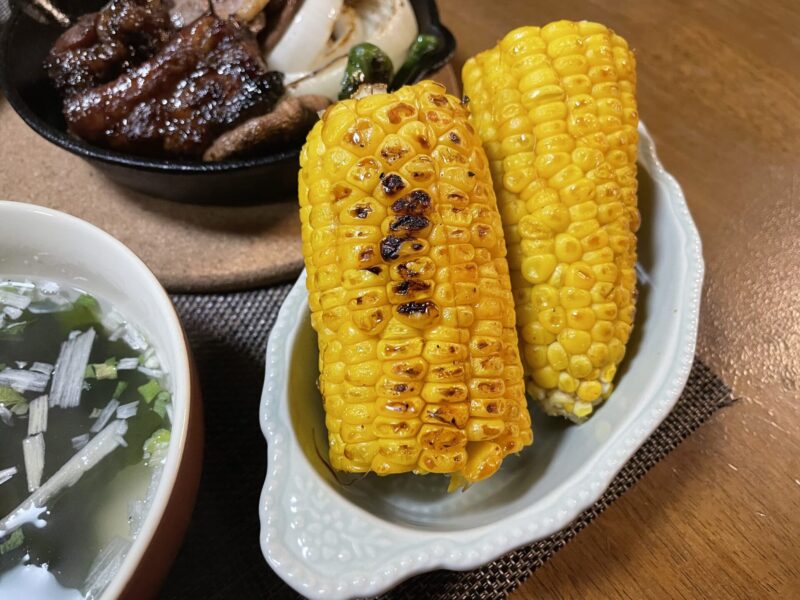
[397,300,437,316]
[395,363,423,377]
[396,263,418,279]
[387,102,415,124]
[393,279,431,295]
[381,173,406,196]
[359,247,374,262]
[333,184,352,200]
[428,409,458,426]
[382,343,402,354]
[448,191,466,203]
[380,236,405,261]
[381,142,409,164]
[351,204,372,219]
[390,190,431,215]
[364,265,383,274]
[389,215,430,232]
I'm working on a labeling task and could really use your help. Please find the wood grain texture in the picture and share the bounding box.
[437,1,800,598]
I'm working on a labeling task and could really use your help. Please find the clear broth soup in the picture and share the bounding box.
[0,279,173,598]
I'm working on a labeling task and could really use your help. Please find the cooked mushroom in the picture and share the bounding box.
[203,94,331,161]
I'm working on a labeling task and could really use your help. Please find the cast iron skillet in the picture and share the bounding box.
[0,0,455,204]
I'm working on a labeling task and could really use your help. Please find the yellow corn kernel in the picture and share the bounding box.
[533,365,559,389]
[522,254,558,283]
[372,416,422,439]
[466,418,506,441]
[601,363,617,383]
[460,441,504,483]
[546,341,569,371]
[558,371,578,393]
[539,306,566,334]
[560,286,592,309]
[521,321,555,345]
[567,307,596,330]
[559,328,592,354]
[577,381,603,403]
[569,355,593,379]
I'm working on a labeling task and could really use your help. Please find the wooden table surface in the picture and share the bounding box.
[439,1,800,598]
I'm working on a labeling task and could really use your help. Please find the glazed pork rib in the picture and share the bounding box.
[54,11,284,157]
[45,0,173,96]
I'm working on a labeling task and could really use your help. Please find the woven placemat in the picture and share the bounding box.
[158,285,733,600]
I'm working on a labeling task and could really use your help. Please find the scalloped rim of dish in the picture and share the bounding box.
[258,122,704,599]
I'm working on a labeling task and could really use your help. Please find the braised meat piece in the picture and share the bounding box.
[164,0,209,28]
[45,0,173,96]
[62,14,285,158]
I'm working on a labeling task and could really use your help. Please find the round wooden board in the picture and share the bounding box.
[0,65,459,293]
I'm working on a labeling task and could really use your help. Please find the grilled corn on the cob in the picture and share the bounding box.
[463,21,639,422]
[299,80,533,486]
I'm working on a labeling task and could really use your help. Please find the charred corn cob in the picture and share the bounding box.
[463,21,639,422]
[299,80,533,487]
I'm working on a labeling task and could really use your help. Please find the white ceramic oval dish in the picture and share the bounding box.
[0,201,202,600]
[259,122,704,600]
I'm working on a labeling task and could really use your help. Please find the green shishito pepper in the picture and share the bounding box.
[339,43,394,100]
[391,34,442,90]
